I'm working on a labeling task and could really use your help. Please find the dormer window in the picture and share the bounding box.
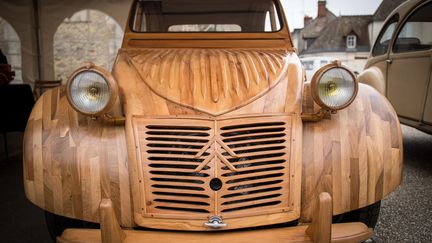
[347,35,357,49]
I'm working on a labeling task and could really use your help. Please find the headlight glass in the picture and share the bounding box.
[312,65,358,110]
[68,69,113,115]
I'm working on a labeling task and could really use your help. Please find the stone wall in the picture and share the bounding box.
[0,17,22,83]
[53,10,123,83]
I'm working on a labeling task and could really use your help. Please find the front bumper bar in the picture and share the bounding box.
[57,193,373,243]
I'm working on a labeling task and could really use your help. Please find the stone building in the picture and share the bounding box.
[0,17,22,83]
[53,10,123,82]
[291,0,336,55]
[0,0,131,86]
[292,0,407,74]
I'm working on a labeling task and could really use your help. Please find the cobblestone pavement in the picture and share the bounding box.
[373,125,432,242]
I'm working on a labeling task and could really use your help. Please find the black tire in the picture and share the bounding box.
[45,211,99,242]
[333,201,381,229]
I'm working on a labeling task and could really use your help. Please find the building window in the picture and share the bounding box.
[347,35,357,49]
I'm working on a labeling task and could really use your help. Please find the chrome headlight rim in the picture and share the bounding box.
[66,63,118,116]
[311,61,358,111]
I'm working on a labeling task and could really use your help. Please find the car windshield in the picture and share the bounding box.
[130,0,283,33]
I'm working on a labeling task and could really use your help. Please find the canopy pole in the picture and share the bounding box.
[33,0,42,81]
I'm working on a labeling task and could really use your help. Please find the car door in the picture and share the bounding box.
[386,1,432,121]
[423,61,432,124]
[367,14,400,94]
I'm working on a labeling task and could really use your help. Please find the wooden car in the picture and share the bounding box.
[359,0,432,134]
[23,0,403,242]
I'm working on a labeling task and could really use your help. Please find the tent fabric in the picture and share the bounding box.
[0,0,132,85]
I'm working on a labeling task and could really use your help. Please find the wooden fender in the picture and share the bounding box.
[301,83,403,222]
[23,87,135,227]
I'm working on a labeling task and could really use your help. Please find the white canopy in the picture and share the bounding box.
[0,0,132,84]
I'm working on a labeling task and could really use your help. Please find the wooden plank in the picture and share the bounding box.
[301,84,403,221]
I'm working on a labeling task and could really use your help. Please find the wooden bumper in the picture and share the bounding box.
[57,193,373,243]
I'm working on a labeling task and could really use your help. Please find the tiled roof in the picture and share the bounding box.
[374,0,407,20]
[303,15,373,54]
[302,9,337,39]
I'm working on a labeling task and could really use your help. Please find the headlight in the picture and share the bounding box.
[66,63,118,116]
[311,61,358,111]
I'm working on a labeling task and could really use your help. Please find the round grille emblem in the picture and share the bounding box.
[210,178,223,191]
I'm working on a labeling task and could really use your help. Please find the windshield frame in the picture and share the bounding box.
[127,0,287,34]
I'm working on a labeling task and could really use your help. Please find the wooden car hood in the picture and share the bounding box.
[120,48,293,115]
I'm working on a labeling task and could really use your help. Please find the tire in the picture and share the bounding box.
[333,201,381,229]
[44,211,99,242]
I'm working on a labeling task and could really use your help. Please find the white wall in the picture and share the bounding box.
[300,51,369,74]
[368,21,384,48]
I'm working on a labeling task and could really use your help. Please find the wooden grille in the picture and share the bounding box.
[133,115,292,220]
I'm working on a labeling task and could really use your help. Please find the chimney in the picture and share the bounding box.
[304,16,312,27]
[318,0,327,18]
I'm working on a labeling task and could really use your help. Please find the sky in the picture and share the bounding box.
[281,0,383,30]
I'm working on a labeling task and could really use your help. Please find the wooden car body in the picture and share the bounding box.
[359,0,432,134]
[23,0,403,242]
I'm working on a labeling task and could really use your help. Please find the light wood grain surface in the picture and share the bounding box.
[24,49,402,232]
[58,194,373,243]
[124,49,292,116]
[23,87,134,227]
[301,83,403,221]
[113,48,304,230]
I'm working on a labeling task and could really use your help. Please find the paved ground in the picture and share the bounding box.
[373,125,432,242]
[0,126,431,242]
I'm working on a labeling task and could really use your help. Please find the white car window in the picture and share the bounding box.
[393,2,432,53]
[372,14,399,56]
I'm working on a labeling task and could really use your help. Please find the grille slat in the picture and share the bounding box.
[222,132,286,143]
[154,194,211,202]
[226,179,285,191]
[222,166,286,177]
[149,171,210,177]
[147,144,204,149]
[148,167,200,172]
[146,125,211,131]
[149,174,210,181]
[220,186,287,201]
[146,130,211,137]
[221,194,283,207]
[147,148,202,153]
[152,191,210,199]
[229,141,286,150]
[154,206,210,214]
[224,149,286,158]
[154,199,210,207]
[226,173,285,184]
[134,115,292,219]
[227,137,288,147]
[150,177,205,184]
[145,153,205,159]
[221,200,282,213]
[226,152,286,163]
[229,160,286,170]
[220,127,286,137]
[143,135,210,143]
[151,184,206,191]
[223,170,285,182]
[220,122,286,131]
